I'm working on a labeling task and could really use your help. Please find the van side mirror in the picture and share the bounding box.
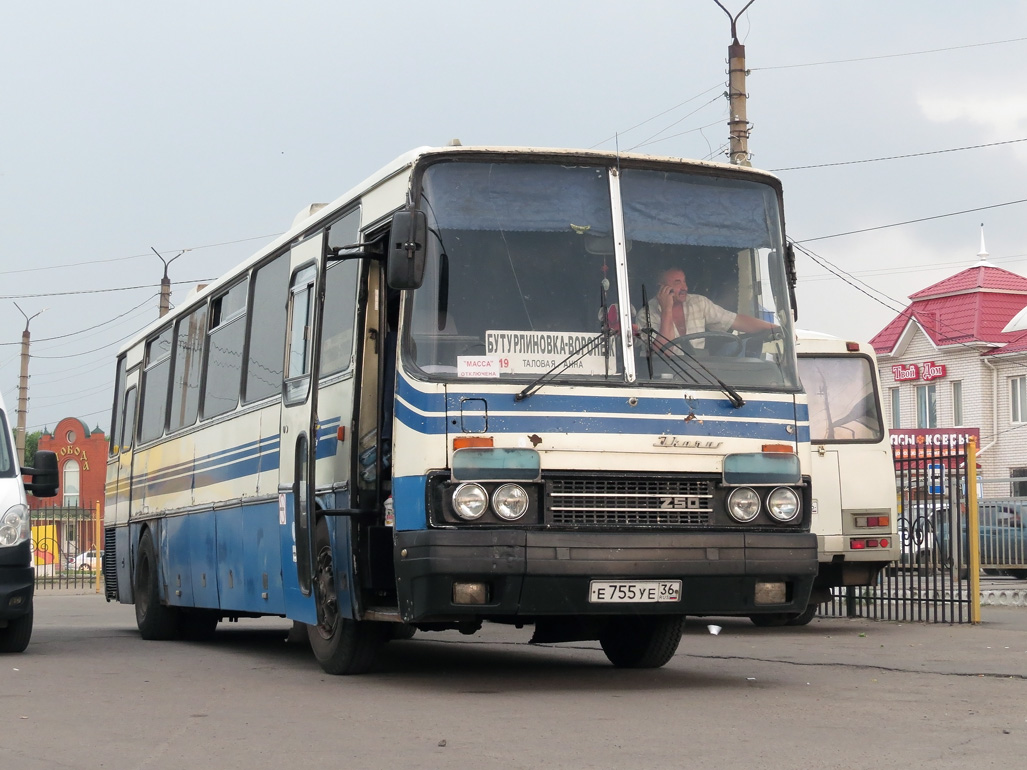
[387,208,427,289]
[784,243,798,321]
[23,449,59,498]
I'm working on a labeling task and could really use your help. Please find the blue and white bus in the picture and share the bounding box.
[105,145,817,673]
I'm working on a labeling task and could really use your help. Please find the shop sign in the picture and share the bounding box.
[891,361,947,382]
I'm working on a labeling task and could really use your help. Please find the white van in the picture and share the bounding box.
[0,392,58,652]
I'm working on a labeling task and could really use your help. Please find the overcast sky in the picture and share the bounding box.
[3,1,1026,436]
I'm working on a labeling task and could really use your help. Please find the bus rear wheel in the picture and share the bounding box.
[599,615,685,668]
[134,529,178,640]
[306,518,385,675]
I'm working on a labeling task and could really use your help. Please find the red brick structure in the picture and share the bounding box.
[29,417,107,510]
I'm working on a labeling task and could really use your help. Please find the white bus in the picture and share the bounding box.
[105,145,818,673]
[754,331,898,626]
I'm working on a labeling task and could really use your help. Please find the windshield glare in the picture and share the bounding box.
[404,159,799,390]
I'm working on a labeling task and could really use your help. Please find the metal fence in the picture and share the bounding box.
[30,501,103,591]
[821,437,979,623]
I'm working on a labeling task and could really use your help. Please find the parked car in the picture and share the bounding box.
[935,502,1027,579]
[70,548,102,571]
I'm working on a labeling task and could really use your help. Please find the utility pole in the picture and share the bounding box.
[713,1,757,166]
[152,247,185,317]
[14,302,46,466]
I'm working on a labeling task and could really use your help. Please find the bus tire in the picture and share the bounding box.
[599,615,685,669]
[307,518,385,675]
[0,604,32,653]
[134,529,178,641]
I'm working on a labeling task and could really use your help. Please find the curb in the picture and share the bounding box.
[980,588,1027,607]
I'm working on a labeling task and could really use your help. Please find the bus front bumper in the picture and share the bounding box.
[393,529,817,622]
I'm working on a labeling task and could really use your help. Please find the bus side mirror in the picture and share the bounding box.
[387,208,427,289]
[23,449,59,498]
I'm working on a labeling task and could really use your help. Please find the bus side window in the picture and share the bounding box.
[285,264,317,405]
[109,357,126,456]
[244,252,290,404]
[138,328,173,443]
[203,281,247,418]
[319,259,359,377]
[121,387,138,452]
[169,304,207,430]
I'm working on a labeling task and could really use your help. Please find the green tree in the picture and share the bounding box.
[24,430,41,467]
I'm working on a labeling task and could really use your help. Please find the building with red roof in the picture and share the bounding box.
[871,230,1027,495]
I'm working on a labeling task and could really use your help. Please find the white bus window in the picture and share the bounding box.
[170,304,207,430]
[244,253,290,403]
[798,355,883,442]
[139,328,173,443]
[203,281,247,418]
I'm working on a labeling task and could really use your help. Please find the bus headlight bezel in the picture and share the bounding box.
[452,483,488,520]
[492,484,529,520]
[767,487,801,522]
[727,487,761,523]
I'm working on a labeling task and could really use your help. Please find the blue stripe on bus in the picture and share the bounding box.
[396,373,806,421]
[132,418,343,494]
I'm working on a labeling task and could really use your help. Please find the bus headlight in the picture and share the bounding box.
[452,483,488,520]
[727,488,760,522]
[767,487,800,522]
[0,504,31,547]
[492,484,529,520]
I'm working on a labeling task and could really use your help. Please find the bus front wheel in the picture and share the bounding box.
[306,518,385,675]
[134,529,178,640]
[599,615,685,668]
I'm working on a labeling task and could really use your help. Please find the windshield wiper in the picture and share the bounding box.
[638,327,746,408]
[514,331,613,401]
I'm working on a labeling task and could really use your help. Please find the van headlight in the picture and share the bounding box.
[0,504,31,547]
[727,488,760,522]
[767,487,800,522]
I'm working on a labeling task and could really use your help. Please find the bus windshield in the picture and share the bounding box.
[798,354,884,442]
[406,159,798,390]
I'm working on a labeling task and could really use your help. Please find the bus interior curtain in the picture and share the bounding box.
[422,162,774,249]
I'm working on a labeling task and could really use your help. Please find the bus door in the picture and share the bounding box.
[280,236,322,596]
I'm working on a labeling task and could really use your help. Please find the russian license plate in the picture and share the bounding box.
[588,580,682,603]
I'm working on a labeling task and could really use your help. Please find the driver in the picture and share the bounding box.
[635,267,776,351]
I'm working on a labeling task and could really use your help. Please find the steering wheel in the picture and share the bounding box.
[666,331,744,357]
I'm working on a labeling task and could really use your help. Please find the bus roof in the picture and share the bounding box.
[118,145,784,356]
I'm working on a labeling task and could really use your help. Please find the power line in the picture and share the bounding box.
[0,234,279,277]
[589,83,725,149]
[0,279,212,300]
[0,294,158,347]
[752,36,1027,71]
[797,198,1027,243]
[771,137,1027,172]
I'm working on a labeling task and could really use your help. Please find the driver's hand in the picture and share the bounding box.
[657,284,675,312]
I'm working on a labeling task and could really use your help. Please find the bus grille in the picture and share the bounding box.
[547,476,715,527]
